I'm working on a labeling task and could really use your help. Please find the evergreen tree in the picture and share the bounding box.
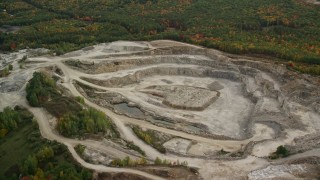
[21,155,38,175]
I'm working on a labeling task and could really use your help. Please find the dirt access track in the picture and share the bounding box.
[302,0,320,5]
[0,40,320,179]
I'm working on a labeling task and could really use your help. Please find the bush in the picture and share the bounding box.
[20,155,38,175]
[36,146,54,162]
[276,145,289,157]
[126,141,145,156]
[154,157,162,165]
[22,55,27,61]
[0,68,10,77]
[75,144,86,156]
[269,145,290,159]
[75,96,85,104]
[18,55,28,63]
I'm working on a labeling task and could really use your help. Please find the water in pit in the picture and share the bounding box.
[113,103,145,119]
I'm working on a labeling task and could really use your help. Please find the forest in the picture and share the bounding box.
[0,0,319,70]
[0,107,92,180]
[0,106,33,138]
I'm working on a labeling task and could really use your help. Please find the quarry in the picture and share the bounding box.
[0,40,319,179]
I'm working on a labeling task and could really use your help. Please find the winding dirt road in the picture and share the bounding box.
[26,105,165,180]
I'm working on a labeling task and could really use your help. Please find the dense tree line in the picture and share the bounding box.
[0,106,33,138]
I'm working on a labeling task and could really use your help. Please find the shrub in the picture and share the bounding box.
[75,96,85,104]
[269,145,290,159]
[0,68,10,77]
[36,146,54,162]
[20,155,38,175]
[75,144,86,156]
[219,148,229,155]
[18,55,27,63]
[276,145,289,157]
[126,141,145,156]
[154,157,162,165]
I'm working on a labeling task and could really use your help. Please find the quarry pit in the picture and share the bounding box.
[1,40,320,179]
